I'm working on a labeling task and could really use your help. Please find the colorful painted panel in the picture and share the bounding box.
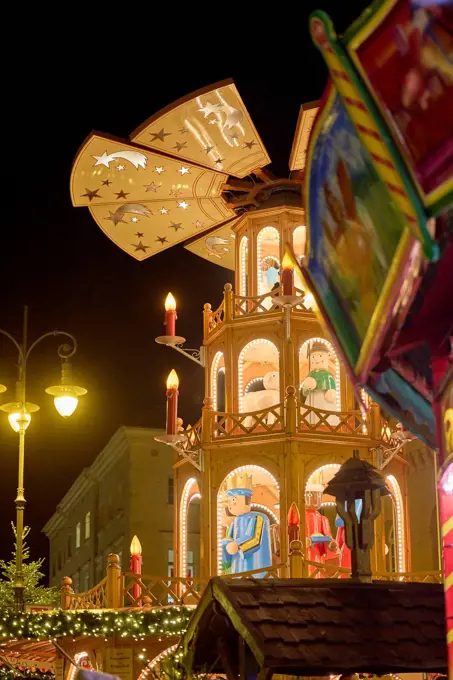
[131,80,271,179]
[305,87,411,376]
[347,0,453,211]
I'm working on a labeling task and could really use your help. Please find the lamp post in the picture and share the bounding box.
[324,450,389,582]
[0,306,86,612]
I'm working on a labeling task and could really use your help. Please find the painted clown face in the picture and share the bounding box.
[310,350,329,370]
[227,494,249,516]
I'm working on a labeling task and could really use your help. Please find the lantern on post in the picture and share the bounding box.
[324,450,389,582]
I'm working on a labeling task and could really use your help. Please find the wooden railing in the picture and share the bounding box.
[233,288,283,317]
[372,570,443,583]
[298,403,365,438]
[211,403,284,438]
[184,418,202,452]
[62,575,108,610]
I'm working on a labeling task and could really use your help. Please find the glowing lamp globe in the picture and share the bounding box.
[46,360,87,418]
[8,411,32,432]
[0,384,6,394]
[166,369,179,390]
[1,401,40,432]
[165,293,176,311]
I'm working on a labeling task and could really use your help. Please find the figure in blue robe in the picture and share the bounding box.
[220,487,272,577]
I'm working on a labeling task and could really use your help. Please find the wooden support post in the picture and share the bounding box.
[289,539,304,578]
[60,576,72,610]
[203,303,212,341]
[285,386,298,435]
[202,397,213,444]
[369,402,381,440]
[224,283,233,322]
[106,553,122,609]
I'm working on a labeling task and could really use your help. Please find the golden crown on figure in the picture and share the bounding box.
[227,472,253,492]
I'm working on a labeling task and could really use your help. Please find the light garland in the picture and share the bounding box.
[238,338,279,412]
[210,352,224,412]
[244,377,264,393]
[299,337,341,411]
[0,607,192,641]
[306,463,341,490]
[217,465,279,574]
[180,479,200,579]
[250,503,279,524]
[257,226,280,297]
[385,475,406,573]
[292,225,306,257]
[239,236,248,297]
[0,667,54,680]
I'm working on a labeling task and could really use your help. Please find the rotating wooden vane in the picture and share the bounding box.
[71,79,272,262]
[71,79,317,265]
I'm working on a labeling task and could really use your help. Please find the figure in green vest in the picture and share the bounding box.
[301,341,338,424]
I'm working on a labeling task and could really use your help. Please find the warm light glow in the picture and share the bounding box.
[54,395,78,417]
[303,293,315,309]
[8,411,31,432]
[441,463,453,494]
[288,502,300,526]
[180,478,200,579]
[165,292,176,311]
[166,369,179,390]
[0,384,6,394]
[386,475,406,573]
[130,535,142,556]
[281,252,293,270]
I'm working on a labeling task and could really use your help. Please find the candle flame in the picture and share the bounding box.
[288,502,300,527]
[281,252,294,270]
[166,369,179,390]
[165,292,176,311]
[130,535,142,555]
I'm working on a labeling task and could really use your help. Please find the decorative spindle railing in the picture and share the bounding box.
[184,418,202,452]
[298,403,365,438]
[62,575,108,610]
[211,403,284,438]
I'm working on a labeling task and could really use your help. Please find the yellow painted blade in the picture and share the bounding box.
[289,101,319,171]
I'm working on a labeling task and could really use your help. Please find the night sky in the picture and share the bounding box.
[1,2,369,573]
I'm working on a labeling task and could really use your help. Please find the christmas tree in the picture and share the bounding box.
[0,524,58,609]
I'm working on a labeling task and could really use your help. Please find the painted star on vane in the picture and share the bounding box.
[204,145,215,154]
[156,235,168,245]
[169,188,182,198]
[102,179,112,186]
[115,190,129,199]
[150,128,171,142]
[178,166,190,176]
[178,201,189,210]
[135,231,144,238]
[144,182,159,192]
[81,188,101,201]
[173,141,187,152]
[169,222,183,232]
[104,211,126,226]
[154,166,165,174]
[198,101,221,118]
[194,220,204,228]
[132,241,149,253]
[160,207,169,215]
[214,158,224,165]
[243,140,256,149]
[179,126,189,134]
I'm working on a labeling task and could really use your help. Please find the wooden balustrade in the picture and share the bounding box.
[211,403,284,438]
[298,402,365,438]
[232,288,282,317]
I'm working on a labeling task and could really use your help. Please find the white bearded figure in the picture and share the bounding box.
[301,341,339,426]
[242,371,280,428]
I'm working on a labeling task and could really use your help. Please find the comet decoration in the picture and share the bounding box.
[70,79,273,260]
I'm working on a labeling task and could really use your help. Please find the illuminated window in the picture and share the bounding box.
[238,339,280,413]
[292,225,306,290]
[211,352,225,412]
[257,226,280,297]
[239,236,248,296]
[385,475,406,573]
[85,512,91,540]
[76,522,81,549]
[217,465,279,575]
[180,478,200,578]
[299,338,341,422]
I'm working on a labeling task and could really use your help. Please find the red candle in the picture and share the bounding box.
[166,369,179,435]
[281,253,294,296]
[129,535,142,605]
[288,502,301,543]
[164,292,177,336]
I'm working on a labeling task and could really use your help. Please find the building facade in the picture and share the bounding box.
[43,427,199,591]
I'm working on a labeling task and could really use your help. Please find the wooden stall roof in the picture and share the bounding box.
[182,577,448,675]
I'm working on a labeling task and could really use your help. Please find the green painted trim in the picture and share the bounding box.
[343,0,388,43]
[309,10,438,261]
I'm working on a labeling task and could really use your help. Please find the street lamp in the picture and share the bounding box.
[0,306,86,612]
